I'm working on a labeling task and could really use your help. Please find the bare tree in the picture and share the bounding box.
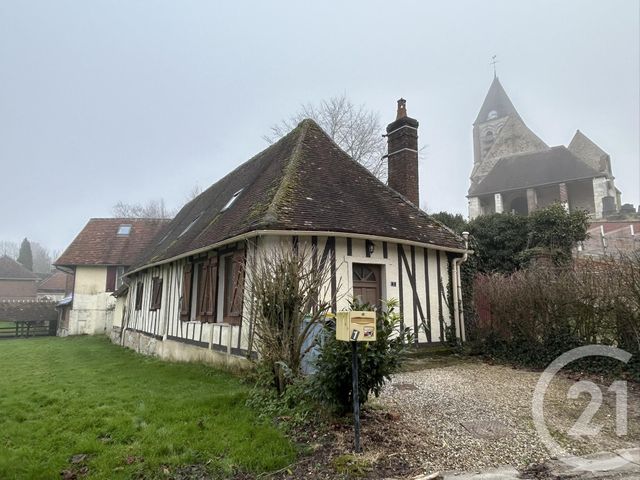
[185,184,203,203]
[244,241,337,393]
[31,242,53,274]
[112,199,173,219]
[0,240,18,259]
[265,94,387,180]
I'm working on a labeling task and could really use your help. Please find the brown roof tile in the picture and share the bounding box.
[0,255,39,280]
[133,119,464,270]
[38,271,72,293]
[54,218,170,267]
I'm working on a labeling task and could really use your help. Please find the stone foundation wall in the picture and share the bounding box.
[111,328,250,369]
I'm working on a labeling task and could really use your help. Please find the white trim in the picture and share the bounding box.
[385,124,418,136]
[386,147,418,158]
[126,230,469,276]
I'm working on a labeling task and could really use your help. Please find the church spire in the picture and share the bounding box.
[473,76,520,126]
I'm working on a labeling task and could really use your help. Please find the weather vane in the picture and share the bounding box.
[490,55,499,78]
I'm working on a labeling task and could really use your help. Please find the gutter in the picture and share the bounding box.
[451,232,470,343]
[125,229,469,277]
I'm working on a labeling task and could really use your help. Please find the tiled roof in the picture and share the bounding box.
[0,255,39,280]
[38,271,71,292]
[133,119,464,269]
[55,218,170,267]
[469,146,602,196]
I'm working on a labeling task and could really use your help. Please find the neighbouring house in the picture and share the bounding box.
[0,255,39,300]
[54,218,170,336]
[468,76,621,219]
[114,100,468,366]
[37,271,73,301]
[577,220,640,258]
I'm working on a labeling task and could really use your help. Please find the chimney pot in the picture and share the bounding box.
[396,98,407,120]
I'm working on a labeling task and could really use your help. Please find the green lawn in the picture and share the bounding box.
[0,336,295,479]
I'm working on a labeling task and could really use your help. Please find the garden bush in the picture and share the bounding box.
[309,299,413,414]
[473,253,640,379]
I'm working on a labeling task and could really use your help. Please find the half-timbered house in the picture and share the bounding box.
[114,101,469,365]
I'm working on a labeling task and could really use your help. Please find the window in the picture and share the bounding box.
[223,249,245,325]
[107,265,126,292]
[180,248,244,325]
[178,214,202,238]
[117,224,132,236]
[180,257,218,322]
[196,258,218,322]
[221,189,243,212]
[106,266,117,292]
[135,281,144,310]
[150,277,163,310]
[115,266,126,289]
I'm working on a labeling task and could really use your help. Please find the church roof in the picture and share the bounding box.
[132,119,464,271]
[469,146,603,196]
[474,76,520,125]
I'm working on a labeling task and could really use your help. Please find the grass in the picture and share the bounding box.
[0,336,296,479]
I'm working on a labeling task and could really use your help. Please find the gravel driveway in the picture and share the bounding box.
[375,360,640,473]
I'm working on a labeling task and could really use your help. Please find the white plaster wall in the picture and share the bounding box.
[68,266,115,335]
[114,233,461,365]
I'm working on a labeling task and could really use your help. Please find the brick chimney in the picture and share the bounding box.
[386,99,419,206]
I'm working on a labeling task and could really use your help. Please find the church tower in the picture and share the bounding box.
[467,76,620,220]
[469,77,548,192]
[472,76,520,165]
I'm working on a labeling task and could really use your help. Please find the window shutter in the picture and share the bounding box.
[203,257,218,322]
[106,266,117,292]
[196,261,210,322]
[180,263,192,321]
[150,277,163,310]
[226,249,245,325]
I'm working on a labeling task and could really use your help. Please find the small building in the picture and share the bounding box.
[114,101,468,366]
[54,218,170,336]
[37,271,73,301]
[0,255,39,300]
[468,76,621,219]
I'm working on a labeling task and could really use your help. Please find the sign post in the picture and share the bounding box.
[351,331,361,453]
[336,311,377,453]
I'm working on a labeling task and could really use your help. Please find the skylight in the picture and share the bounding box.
[117,224,132,236]
[178,214,202,237]
[221,189,243,212]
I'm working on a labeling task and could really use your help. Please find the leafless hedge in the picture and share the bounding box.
[474,253,640,370]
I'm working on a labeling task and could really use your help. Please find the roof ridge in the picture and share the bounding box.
[293,121,463,241]
[262,119,312,224]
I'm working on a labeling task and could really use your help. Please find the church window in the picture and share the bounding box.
[487,110,498,120]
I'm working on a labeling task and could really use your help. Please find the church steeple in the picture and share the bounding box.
[474,76,520,126]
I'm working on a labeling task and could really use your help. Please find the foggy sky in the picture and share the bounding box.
[1,0,638,255]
